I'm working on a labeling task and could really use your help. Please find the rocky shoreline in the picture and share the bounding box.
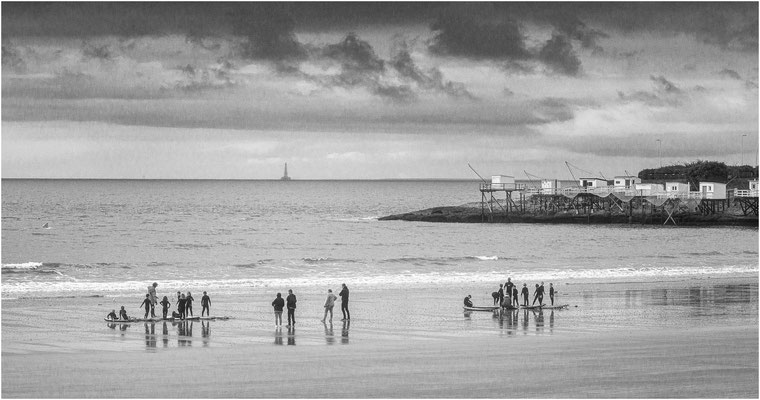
[378,205,759,226]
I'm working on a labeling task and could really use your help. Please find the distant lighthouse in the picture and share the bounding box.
[280,163,292,181]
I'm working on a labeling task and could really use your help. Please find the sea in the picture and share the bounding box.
[2,179,758,300]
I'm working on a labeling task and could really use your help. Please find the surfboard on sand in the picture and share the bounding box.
[463,305,500,311]
[542,304,570,309]
[521,304,545,309]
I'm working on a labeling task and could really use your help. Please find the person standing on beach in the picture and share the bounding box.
[512,286,519,307]
[286,289,297,326]
[532,282,545,305]
[549,283,555,305]
[159,296,171,319]
[178,293,187,319]
[339,283,350,320]
[532,284,541,305]
[505,278,515,305]
[521,284,529,306]
[321,289,337,323]
[272,293,285,326]
[201,291,211,317]
[497,284,504,306]
[147,282,158,318]
[139,294,152,318]
[185,292,195,317]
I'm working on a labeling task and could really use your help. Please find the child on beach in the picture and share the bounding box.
[521,284,529,306]
[464,295,473,307]
[185,292,194,316]
[512,287,519,307]
[549,283,555,305]
[160,296,171,319]
[321,289,338,323]
[106,310,118,320]
[272,293,285,326]
[139,294,152,318]
[201,291,211,317]
[119,306,129,320]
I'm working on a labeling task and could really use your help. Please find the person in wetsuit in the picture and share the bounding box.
[119,306,129,320]
[521,284,530,306]
[201,291,211,317]
[339,283,350,320]
[185,292,195,317]
[512,287,519,307]
[107,310,118,320]
[160,296,171,319]
[497,284,504,306]
[505,278,515,305]
[464,295,473,307]
[532,282,545,306]
[549,283,555,305]
[147,282,158,318]
[139,294,152,318]
[177,293,187,319]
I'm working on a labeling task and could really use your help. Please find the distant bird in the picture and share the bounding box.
[42,223,49,229]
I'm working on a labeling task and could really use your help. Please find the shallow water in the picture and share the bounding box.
[2,179,758,299]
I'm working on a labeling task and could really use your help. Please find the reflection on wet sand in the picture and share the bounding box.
[162,322,169,347]
[144,322,156,349]
[287,326,295,346]
[202,321,210,347]
[274,327,283,345]
[176,320,193,347]
[341,320,349,344]
[324,321,335,345]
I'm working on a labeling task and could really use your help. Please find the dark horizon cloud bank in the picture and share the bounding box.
[2,2,758,179]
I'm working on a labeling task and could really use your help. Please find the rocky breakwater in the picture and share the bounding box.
[378,205,759,226]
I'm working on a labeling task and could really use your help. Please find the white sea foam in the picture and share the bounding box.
[2,262,43,270]
[2,264,757,298]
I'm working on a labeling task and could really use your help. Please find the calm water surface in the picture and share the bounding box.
[2,179,757,298]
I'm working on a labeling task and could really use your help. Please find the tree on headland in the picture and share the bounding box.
[639,161,757,190]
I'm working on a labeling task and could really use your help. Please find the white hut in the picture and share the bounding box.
[698,182,727,199]
[579,177,607,189]
[666,182,690,197]
[491,175,515,190]
[635,183,665,196]
[613,176,640,191]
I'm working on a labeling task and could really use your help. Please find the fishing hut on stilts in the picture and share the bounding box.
[479,175,526,222]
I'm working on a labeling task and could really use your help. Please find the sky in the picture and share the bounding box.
[2,2,758,179]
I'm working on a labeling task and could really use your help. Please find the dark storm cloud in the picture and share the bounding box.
[546,13,608,50]
[428,8,529,60]
[650,75,681,94]
[324,33,385,73]
[390,49,476,99]
[230,4,306,62]
[617,75,685,107]
[718,68,742,80]
[538,34,581,76]
[2,45,27,74]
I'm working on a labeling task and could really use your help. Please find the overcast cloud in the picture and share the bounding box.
[2,2,757,179]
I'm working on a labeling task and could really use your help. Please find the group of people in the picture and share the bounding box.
[272,284,350,327]
[467,278,557,308]
[106,282,212,321]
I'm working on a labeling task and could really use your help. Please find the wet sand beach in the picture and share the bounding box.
[2,276,757,398]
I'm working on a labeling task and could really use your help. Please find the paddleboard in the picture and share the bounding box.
[199,316,231,320]
[520,304,544,309]
[104,318,136,323]
[463,306,500,311]
[542,304,569,309]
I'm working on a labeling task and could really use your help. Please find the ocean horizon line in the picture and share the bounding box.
[1,177,484,182]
